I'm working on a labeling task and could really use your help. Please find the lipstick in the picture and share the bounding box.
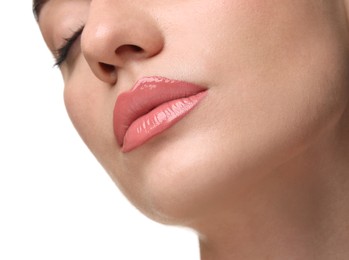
[113,76,207,152]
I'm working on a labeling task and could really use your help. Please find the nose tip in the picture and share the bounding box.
[81,8,164,85]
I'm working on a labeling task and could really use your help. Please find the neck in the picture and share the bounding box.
[195,116,349,260]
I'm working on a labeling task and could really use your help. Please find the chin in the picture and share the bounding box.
[110,124,333,227]
[107,128,251,226]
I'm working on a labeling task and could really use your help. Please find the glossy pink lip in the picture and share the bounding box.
[113,76,207,152]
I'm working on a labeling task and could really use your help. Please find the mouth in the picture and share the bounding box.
[113,76,208,152]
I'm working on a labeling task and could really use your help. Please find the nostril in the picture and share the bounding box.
[130,45,143,52]
[99,62,116,74]
[98,62,117,84]
[115,44,145,56]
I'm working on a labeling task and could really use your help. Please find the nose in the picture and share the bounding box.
[81,1,164,84]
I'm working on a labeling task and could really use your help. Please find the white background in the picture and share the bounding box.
[0,2,199,259]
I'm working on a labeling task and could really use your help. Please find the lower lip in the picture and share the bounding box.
[122,91,207,152]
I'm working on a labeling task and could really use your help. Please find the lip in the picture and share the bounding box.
[113,76,208,152]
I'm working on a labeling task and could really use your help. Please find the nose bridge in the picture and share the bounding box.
[81,0,164,84]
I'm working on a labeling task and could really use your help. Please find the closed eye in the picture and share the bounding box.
[53,25,84,67]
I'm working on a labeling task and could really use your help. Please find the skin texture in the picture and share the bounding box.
[38,0,349,259]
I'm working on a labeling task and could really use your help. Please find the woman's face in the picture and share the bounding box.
[38,0,349,223]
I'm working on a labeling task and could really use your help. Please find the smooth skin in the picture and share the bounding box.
[38,0,349,259]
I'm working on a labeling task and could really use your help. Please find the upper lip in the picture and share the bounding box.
[113,76,207,147]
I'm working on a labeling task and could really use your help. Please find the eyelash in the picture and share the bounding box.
[54,25,85,67]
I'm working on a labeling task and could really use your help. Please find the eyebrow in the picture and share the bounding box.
[33,0,49,21]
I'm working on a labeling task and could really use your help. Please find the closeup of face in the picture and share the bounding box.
[38,0,349,224]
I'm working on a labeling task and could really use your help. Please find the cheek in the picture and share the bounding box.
[64,82,93,143]
[63,65,116,159]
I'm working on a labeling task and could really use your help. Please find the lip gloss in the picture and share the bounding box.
[113,76,208,152]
